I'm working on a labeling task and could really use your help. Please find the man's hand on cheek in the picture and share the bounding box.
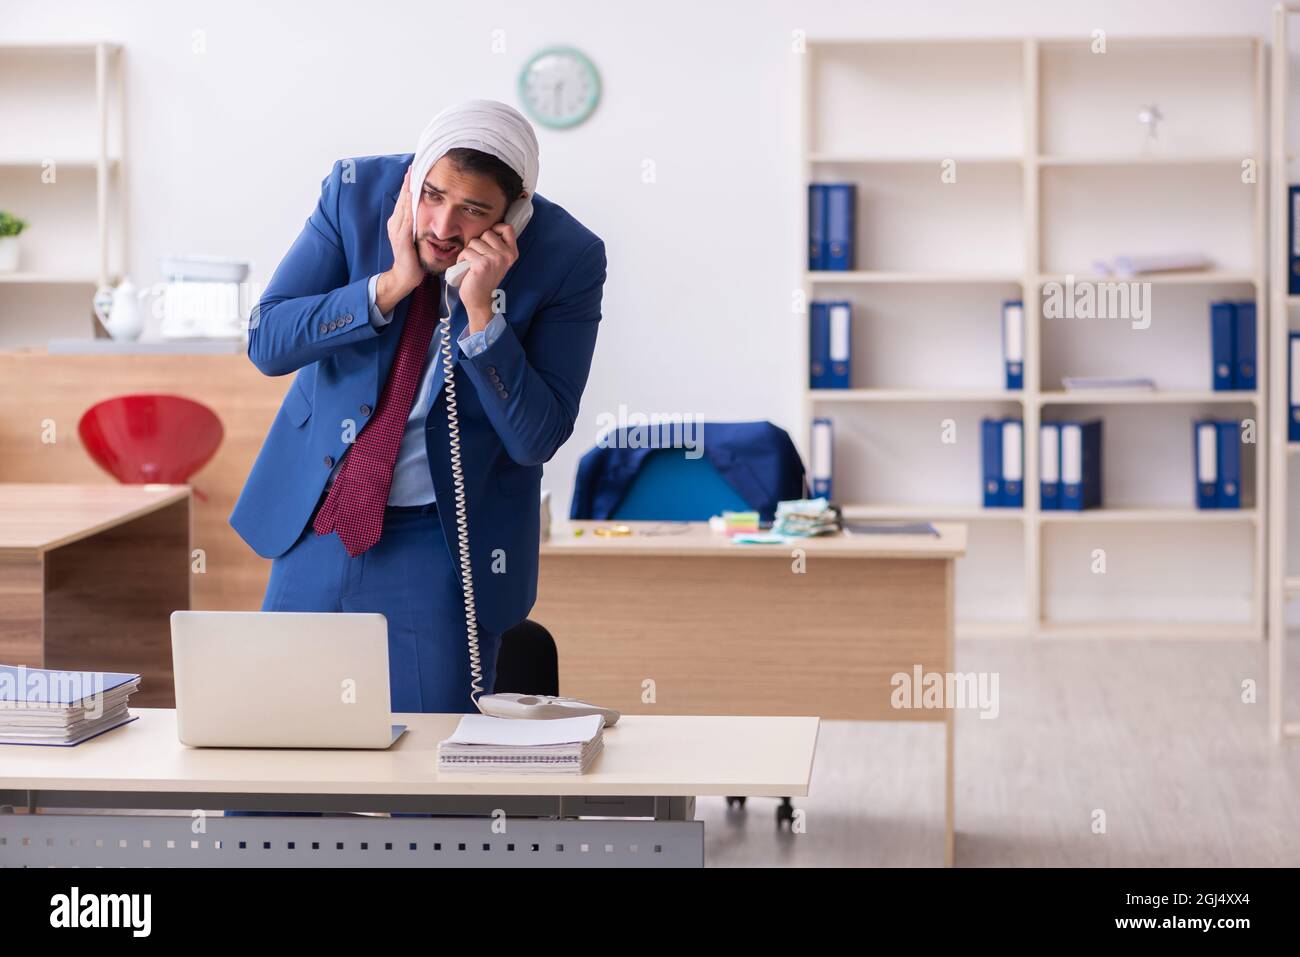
[456,223,519,331]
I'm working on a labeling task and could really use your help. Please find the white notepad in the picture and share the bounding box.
[437,714,605,774]
[445,714,602,746]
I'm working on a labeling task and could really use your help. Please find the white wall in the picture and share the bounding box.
[0,0,1272,517]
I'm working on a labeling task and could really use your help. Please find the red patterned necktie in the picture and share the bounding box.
[312,273,441,556]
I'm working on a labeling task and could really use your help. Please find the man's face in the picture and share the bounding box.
[414,156,510,274]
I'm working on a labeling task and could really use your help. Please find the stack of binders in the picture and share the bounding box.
[1193,420,1242,509]
[981,418,1023,507]
[808,183,856,270]
[1040,421,1103,511]
[811,417,833,499]
[810,301,851,389]
[1209,300,1257,391]
[0,665,140,746]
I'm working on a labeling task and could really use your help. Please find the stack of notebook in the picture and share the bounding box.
[0,665,140,746]
[437,714,604,774]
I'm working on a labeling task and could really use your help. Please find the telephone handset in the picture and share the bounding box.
[444,197,533,288]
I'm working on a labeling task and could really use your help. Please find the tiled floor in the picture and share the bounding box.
[700,637,1300,867]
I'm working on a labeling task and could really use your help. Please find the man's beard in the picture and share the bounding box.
[417,234,459,275]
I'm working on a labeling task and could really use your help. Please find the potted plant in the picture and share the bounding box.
[0,211,26,272]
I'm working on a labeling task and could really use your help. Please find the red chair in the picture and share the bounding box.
[78,394,223,502]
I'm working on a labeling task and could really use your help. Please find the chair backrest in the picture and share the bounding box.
[570,420,805,521]
[78,394,224,484]
[611,449,750,521]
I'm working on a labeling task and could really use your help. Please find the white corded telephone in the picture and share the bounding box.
[430,197,619,725]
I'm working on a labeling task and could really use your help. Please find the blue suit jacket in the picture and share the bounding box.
[229,153,607,633]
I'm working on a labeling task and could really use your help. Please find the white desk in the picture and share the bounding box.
[0,709,819,868]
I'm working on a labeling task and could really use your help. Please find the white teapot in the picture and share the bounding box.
[92,277,148,341]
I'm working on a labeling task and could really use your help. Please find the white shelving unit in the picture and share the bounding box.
[0,42,126,344]
[1269,5,1300,741]
[799,35,1265,641]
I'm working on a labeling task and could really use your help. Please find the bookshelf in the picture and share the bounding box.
[0,42,126,345]
[799,35,1265,642]
[1270,5,1300,741]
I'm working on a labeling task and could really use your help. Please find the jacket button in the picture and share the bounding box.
[498,387,509,399]
[344,315,353,324]
[360,404,371,416]
[323,455,334,468]
[486,366,496,375]
[342,313,353,321]
[489,372,501,383]
[319,323,328,334]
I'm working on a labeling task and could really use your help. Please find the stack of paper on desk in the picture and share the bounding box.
[0,665,140,746]
[437,714,604,774]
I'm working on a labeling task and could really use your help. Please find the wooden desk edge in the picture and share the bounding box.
[0,483,191,555]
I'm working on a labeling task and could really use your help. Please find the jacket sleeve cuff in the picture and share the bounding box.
[368,273,395,328]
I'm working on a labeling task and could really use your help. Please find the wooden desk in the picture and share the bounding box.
[0,483,191,708]
[0,709,820,868]
[0,348,292,614]
[534,519,967,865]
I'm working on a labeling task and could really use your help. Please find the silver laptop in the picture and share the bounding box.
[171,610,406,749]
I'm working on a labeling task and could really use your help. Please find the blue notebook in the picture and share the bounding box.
[1234,300,1256,391]
[1040,422,1061,511]
[824,183,856,271]
[1290,185,1300,295]
[810,301,851,389]
[1059,420,1103,511]
[1216,420,1241,509]
[808,184,827,270]
[1210,301,1235,391]
[811,417,833,499]
[1002,300,1024,390]
[1193,420,1219,509]
[981,418,1003,507]
[1291,333,1300,442]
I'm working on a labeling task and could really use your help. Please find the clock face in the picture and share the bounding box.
[518,46,600,129]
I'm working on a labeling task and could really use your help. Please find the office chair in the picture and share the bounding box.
[492,619,559,697]
[78,394,224,501]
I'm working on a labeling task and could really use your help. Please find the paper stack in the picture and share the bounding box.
[0,665,140,746]
[437,714,605,774]
[1062,376,1156,391]
[772,497,839,537]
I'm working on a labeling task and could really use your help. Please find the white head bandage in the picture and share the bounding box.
[409,98,540,239]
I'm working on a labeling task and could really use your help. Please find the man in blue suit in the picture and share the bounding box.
[229,100,606,715]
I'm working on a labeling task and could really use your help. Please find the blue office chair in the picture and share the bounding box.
[567,421,806,828]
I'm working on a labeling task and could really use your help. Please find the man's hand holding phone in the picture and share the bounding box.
[456,221,519,333]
